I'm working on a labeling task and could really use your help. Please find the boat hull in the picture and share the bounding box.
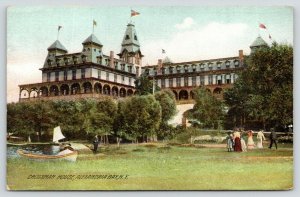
[17,149,78,162]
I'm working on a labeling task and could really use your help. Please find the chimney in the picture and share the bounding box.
[110,51,114,68]
[239,50,244,60]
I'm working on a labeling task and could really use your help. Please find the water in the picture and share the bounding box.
[7,144,61,159]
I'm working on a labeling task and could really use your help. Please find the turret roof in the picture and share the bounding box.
[250,36,268,48]
[120,23,141,53]
[82,34,103,46]
[47,40,68,52]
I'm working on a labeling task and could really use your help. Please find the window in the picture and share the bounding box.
[55,71,59,82]
[47,59,52,67]
[192,76,196,86]
[81,68,85,79]
[161,79,165,88]
[114,61,118,69]
[200,76,205,85]
[47,72,51,82]
[56,59,60,66]
[184,65,189,73]
[134,34,137,40]
[121,64,125,71]
[169,78,173,87]
[97,56,102,64]
[82,55,87,63]
[217,75,222,85]
[200,63,205,71]
[72,70,76,80]
[105,59,109,66]
[162,68,165,74]
[129,77,132,85]
[73,56,78,64]
[208,75,213,85]
[64,70,67,81]
[122,76,125,82]
[128,65,132,73]
[169,67,173,74]
[98,70,101,79]
[106,72,109,80]
[176,78,181,87]
[114,74,117,82]
[208,63,213,70]
[176,66,181,73]
[217,62,221,69]
[184,77,188,86]
[234,60,239,67]
[192,64,196,72]
[226,75,231,84]
[225,61,230,68]
[125,35,130,40]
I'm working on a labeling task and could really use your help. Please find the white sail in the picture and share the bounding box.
[53,126,65,143]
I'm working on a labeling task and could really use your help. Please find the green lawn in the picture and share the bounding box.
[7,143,293,190]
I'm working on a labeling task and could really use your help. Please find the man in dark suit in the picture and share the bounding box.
[269,128,278,149]
[93,135,99,153]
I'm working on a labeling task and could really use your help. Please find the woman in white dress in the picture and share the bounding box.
[257,130,266,148]
[247,130,255,149]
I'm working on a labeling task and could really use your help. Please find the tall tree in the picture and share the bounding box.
[224,43,293,129]
[189,87,225,129]
[135,75,160,95]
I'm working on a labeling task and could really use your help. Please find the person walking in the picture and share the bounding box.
[226,132,234,152]
[269,128,278,149]
[247,130,255,150]
[257,130,266,148]
[93,134,100,153]
[233,130,242,152]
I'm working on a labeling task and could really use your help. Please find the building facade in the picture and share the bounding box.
[19,23,143,102]
[18,22,268,103]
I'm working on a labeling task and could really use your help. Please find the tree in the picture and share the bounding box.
[116,95,162,143]
[135,75,160,95]
[189,87,225,129]
[224,43,293,130]
[154,89,177,138]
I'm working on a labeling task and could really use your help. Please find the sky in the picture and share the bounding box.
[7,6,293,103]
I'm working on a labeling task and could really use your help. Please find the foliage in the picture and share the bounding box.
[224,43,293,130]
[189,87,225,129]
[134,75,160,95]
[115,95,162,142]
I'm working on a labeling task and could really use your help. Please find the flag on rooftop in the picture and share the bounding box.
[58,25,62,31]
[93,20,97,26]
[259,23,267,29]
[131,9,140,17]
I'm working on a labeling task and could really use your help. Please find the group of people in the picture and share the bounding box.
[226,128,278,152]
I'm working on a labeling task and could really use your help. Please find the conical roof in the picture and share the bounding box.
[82,34,103,47]
[120,23,140,53]
[250,36,268,48]
[47,40,67,52]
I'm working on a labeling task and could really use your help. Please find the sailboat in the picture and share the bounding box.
[17,126,78,162]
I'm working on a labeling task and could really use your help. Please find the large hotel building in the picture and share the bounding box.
[18,22,268,102]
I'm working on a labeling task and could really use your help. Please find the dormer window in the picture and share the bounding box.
[134,34,137,40]
[217,62,221,69]
[208,63,213,70]
[105,59,109,66]
[162,68,165,74]
[128,65,132,73]
[73,56,78,64]
[125,35,130,40]
[81,55,87,63]
[47,59,52,67]
[234,60,239,67]
[56,59,61,67]
[64,57,69,65]
[225,61,230,68]
[192,64,196,72]
[176,66,181,73]
[169,67,173,74]
[184,65,189,73]
[121,64,125,71]
[200,63,205,70]
[114,61,118,69]
[145,69,149,75]
[97,56,102,64]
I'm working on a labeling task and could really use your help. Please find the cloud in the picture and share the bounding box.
[174,17,196,29]
[142,22,250,65]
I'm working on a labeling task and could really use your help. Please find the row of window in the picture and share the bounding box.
[159,75,236,88]
[46,69,133,85]
[144,60,240,75]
